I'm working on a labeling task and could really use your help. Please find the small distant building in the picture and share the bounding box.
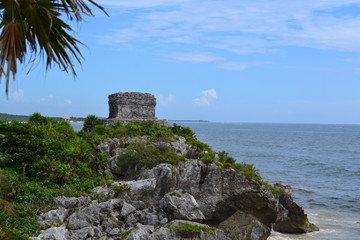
[100,92,167,126]
[63,116,71,122]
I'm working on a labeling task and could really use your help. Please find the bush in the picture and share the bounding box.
[200,152,216,164]
[218,151,236,165]
[112,184,131,196]
[117,142,185,170]
[83,115,100,132]
[171,123,196,139]
[233,162,262,183]
[0,114,97,186]
[0,114,112,237]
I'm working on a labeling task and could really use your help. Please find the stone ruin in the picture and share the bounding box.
[100,92,167,126]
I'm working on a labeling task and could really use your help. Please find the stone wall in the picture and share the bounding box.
[100,92,168,126]
[108,92,157,120]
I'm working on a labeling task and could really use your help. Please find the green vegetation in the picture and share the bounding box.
[83,115,100,132]
[200,152,216,163]
[218,151,236,165]
[0,113,30,122]
[0,113,86,122]
[112,184,131,194]
[170,192,182,198]
[121,228,135,239]
[117,142,186,170]
[233,162,280,194]
[174,223,216,238]
[0,113,110,238]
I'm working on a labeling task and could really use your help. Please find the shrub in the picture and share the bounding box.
[218,151,236,165]
[0,171,18,201]
[112,184,130,194]
[0,114,112,237]
[117,142,185,170]
[233,162,262,183]
[171,123,196,139]
[83,115,100,132]
[0,115,84,181]
[200,152,216,164]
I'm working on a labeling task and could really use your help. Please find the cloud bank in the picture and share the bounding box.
[101,0,360,53]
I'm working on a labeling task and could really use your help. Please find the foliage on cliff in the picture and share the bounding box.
[0,113,110,239]
[0,113,274,238]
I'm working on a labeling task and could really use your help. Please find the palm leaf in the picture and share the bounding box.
[0,0,107,97]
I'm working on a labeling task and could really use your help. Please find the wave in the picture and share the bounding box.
[269,209,360,240]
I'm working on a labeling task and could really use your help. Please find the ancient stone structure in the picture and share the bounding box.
[108,92,156,120]
[101,92,167,126]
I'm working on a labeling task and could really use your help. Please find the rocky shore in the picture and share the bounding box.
[31,136,318,240]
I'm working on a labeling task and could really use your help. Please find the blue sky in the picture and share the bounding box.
[2,0,360,124]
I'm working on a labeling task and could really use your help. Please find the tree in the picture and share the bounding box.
[0,0,107,97]
[82,114,99,132]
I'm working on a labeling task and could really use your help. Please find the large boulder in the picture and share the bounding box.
[159,190,205,220]
[219,211,271,240]
[273,184,319,233]
[142,160,280,224]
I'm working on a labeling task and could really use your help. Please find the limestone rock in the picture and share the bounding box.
[66,201,101,230]
[37,207,68,226]
[219,211,271,240]
[273,184,320,233]
[31,226,70,240]
[120,202,137,218]
[54,196,90,209]
[170,136,188,156]
[160,190,205,220]
[70,227,95,240]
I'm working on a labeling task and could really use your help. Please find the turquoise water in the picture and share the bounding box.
[72,121,360,239]
[173,122,360,240]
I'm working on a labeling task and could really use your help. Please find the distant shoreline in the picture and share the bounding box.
[170,120,209,122]
[0,113,210,123]
[0,113,86,122]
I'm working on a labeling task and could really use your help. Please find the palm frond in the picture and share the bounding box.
[0,22,26,96]
[0,0,107,97]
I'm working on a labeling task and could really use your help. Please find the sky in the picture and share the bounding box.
[1,0,360,124]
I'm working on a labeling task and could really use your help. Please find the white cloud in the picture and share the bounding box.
[13,89,24,102]
[65,99,73,105]
[170,52,218,63]
[39,95,54,103]
[202,89,217,100]
[193,97,210,107]
[102,0,187,8]
[193,89,217,107]
[219,62,247,71]
[157,94,175,105]
[100,0,360,53]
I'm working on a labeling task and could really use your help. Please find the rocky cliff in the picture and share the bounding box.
[31,133,318,240]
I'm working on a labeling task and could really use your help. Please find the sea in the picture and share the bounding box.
[72,121,360,239]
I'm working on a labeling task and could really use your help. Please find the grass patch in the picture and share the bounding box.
[117,142,185,170]
[174,223,216,238]
[121,228,135,239]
